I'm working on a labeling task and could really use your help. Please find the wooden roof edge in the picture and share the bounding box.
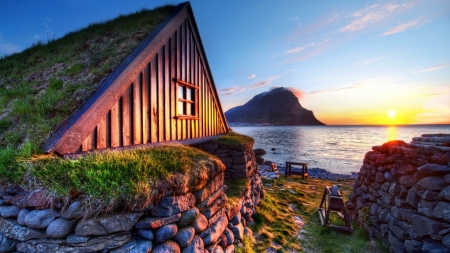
[44,2,189,154]
[185,4,230,131]
[63,134,225,159]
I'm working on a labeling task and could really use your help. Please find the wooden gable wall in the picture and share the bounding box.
[45,2,228,155]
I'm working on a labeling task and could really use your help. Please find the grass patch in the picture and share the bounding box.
[217,132,254,147]
[1,145,222,215]
[248,177,388,253]
[225,177,250,207]
[0,4,175,154]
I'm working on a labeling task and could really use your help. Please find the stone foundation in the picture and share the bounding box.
[346,134,450,253]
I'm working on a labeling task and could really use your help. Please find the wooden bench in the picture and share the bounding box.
[285,161,308,179]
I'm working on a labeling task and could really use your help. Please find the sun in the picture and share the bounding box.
[388,110,396,118]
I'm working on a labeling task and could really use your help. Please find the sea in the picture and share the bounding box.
[232,125,450,175]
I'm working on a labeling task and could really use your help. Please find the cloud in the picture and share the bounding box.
[354,58,382,65]
[285,42,316,54]
[271,86,305,99]
[250,76,280,89]
[383,19,420,35]
[341,4,405,32]
[328,14,338,22]
[309,78,399,94]
[220,86,246,96]
[247,74,256,79]
[415,63,450,73]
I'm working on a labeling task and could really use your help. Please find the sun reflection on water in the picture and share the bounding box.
[386,126,398,141]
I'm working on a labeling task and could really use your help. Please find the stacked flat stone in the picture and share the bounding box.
[195,141,258,179]
[0,141,265,253]
[346,134,450,253]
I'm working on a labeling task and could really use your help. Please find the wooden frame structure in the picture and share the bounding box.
[44,2,229,155]
[318,185,353,234]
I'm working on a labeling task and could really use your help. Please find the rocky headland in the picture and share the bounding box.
[225,87,325,126]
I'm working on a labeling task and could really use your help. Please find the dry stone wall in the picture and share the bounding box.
[0,144,264,253]
[346,134,450,253]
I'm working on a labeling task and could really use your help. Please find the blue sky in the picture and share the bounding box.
[1,0,449,125]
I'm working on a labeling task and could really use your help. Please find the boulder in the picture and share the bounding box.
[0,233,18,253]
[417,176,450,191]
[173,226,195,248]
[177,207,200,227]
[46,218,76,238]
[66,234,90,244]
[151,193,196,217]
[440,186,450,201]
[24,209,59,229]
[418,200,438,218]
[155,224,178,243]
[0,206,21,218]
[403,239,423,253]
[16,208,31,226]
[152,240,180,253]
[136,213,181,229]
[411,215,444,237]
[230,222,244,241]
[109,238,137,253]
[137,229,154,240]
[433,201,450,222]
[182,235,204,253]
[194,173,225,204]
[129,240,153,253]
[75,212,143,236]
[202,214,228,245]
[417,164,450,175]
[421,239,450,253]
[61,201,83,220]
[0,217,47,242]
[192,213,208,233]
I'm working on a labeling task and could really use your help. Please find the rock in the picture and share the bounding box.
[47,218,76,238]
[412,214,444,237]
[152,240,180,253]
[16,208,31,226]
[417,176,450,191]
[418,200,438,218]
[0,217,47,241]
[406,187,420,208]
[24,209,59,229]
[404,239,423,253]
[178,207,200,227]
[155,224,178,243]
[224,244,235,253]
[194,173,225,204]
[201,192,227,219]
[152,193,196,217]
[109,238,137,253]
[417,164,450,175]
[0,205,21,218]
[182,235,204,253]
[136,213,181,229]
[198,186,227,210]
[443,233,450,247]
[417,190,440,201]
[192,213,208,233]
[129,240,153,253]
[173,226,195,248]
[0,233,18,253]
[387,231,405,253]
[255,157,264,165]
[380,140,409,154]
[75,212,143,236]
[16,190,50,208]
[230,222,244,241]
[384,171,395,182]
[223,228,234,247]
[421,238,450,253]
[433,201,450,222]
[61,201,83,219]
[244,227,253,237]
[202,214,228,245]
[137,229,154,240]
[66,234,90,244]
[398,175,415,188]
[440,186,450,201]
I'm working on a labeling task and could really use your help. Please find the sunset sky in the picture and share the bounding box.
[1,0,449,125]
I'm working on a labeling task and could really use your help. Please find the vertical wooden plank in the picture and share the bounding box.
[122,86,131,146]
[106,111,111,148]
[181,21,186,140]
[206,83,210,136]
[171,32,177,141]
[158,49,164,142]
[110,100,120,148]
[164,40,171,141]
[194,47,199,138]
[133,76,142,145]
[186,21,190,84]
[81,135,91,151]
[202,68,206,137]
[142,65,149,144]
[97,116,106,149]
[176,27,182,141]
[150,59,158,143]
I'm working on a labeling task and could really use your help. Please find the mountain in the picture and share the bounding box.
[225,87,325,125]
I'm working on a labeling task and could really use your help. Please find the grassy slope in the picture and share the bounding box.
[242,176,388,253]
[0,5,175,152]
[0,145,221,215]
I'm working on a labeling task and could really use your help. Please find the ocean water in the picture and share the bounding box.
[232,125,450,175]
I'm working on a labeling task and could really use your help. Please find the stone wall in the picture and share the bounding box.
[0,148,264,253]
[194,141,257,179]
[346,134,450,253]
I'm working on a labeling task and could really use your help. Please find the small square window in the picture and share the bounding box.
[175,79,199,119]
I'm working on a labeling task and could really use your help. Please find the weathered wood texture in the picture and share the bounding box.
[71,6,228,153]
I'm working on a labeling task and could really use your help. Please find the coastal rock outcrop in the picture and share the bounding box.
[346,134,450,252]
[225,87,325,126]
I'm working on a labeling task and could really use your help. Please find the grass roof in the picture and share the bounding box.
[0,5,175,153]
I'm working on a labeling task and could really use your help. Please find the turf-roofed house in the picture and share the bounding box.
[45,2,229,156]
[0,2,263,253]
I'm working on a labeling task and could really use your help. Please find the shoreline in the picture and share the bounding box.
[259,165,356,181]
